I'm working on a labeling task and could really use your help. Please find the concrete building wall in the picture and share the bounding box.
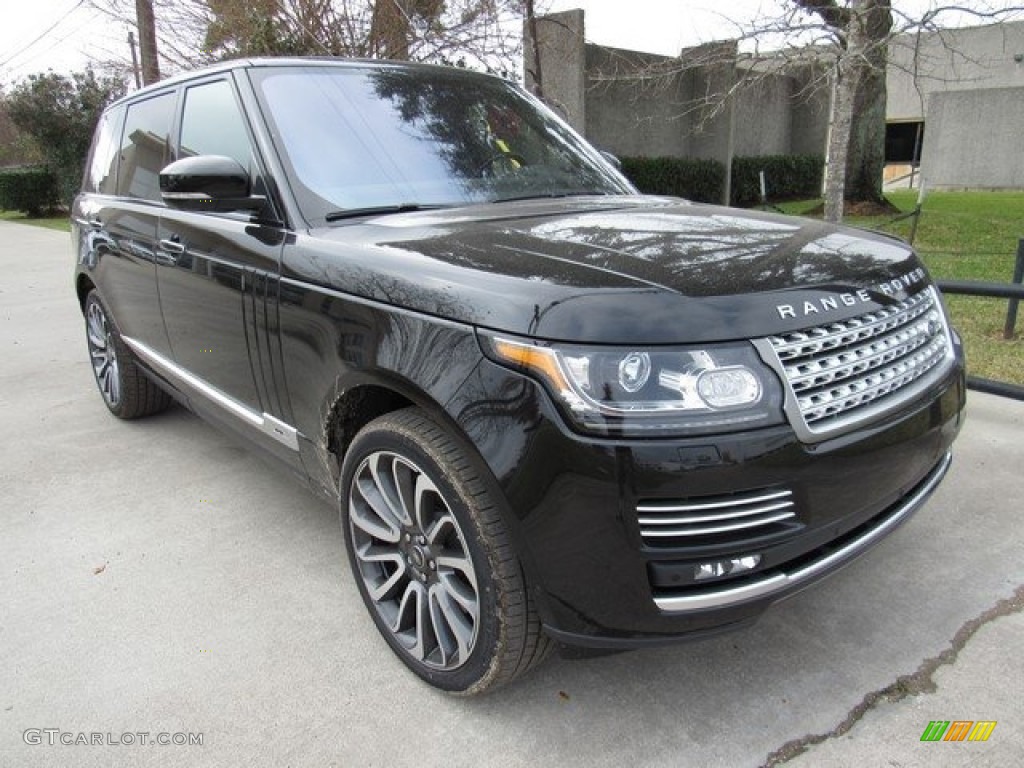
[581,42,741,162]
[888,21,1024,121]
[733,75,792,156]
[524,10,587,132]
[921,86,1024,189]
[525,10,830,164]
[682,43,740,163]
[789,67,832,156]
[583,45,690,157]
[526,10,1024,190]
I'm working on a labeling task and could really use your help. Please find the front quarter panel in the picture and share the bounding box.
[277,241,483,492]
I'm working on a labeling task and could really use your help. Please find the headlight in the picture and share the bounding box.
[481,334,785,437]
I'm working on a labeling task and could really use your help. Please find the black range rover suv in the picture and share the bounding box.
[73,58,965,694]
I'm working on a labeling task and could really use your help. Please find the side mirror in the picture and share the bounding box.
[160,155,266,213]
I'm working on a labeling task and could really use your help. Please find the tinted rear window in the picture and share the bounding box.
[83,104,124,195]
[118,92,175,201]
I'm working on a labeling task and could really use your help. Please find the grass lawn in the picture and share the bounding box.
[0,210,71,232]
[778,191,1023,387]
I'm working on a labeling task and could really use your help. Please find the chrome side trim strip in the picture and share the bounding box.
[262,413,301,450]
[122,336,301,451]
[654,450,952,613]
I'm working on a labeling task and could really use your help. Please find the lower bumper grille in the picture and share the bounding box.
[653,450,952,613]
[638,487,800,548]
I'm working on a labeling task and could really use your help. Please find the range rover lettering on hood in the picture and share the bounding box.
[775,266,928,320]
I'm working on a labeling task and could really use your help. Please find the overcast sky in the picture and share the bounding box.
[2,1,1022,87]
[549,0,1024,55]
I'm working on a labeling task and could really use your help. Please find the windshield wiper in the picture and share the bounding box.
[491,192,609,204]
[324,203,447,222]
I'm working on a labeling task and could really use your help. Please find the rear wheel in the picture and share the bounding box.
[84,290,171,419]
[340,407,550,694]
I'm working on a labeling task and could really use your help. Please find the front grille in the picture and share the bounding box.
[638,488,799,548]
[766,287,951,434]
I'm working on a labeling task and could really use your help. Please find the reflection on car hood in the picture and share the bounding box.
[293,196,929,344]
[368,196,917,297]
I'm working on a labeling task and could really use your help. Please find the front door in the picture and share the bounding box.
[154,77,297,465]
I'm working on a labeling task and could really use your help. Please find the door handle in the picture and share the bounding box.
[87,218,103,231]
[159,237,185,254]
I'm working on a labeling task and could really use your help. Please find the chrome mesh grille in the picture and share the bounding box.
[766,288,951,432]
[638,488,799,547]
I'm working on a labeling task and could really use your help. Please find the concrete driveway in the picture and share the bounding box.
[1,219,1021,767]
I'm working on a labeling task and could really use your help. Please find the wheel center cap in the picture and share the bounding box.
[410,547,426,569]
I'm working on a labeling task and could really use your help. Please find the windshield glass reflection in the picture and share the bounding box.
[253,65,633,224]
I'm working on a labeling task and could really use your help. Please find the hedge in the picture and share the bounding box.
[0,166,61,216]
[619,153,825,207]
[620,156,725,204]
[730,154,825,206]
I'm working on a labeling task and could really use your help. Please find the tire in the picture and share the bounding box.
[340,407,551,694]
[84,290,172,419]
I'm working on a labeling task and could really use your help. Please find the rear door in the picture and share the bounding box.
[82,91,177,358]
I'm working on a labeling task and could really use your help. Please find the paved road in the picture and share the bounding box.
[1,220,1021,767]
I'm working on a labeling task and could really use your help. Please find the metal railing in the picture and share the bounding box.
[935,238,1024,401]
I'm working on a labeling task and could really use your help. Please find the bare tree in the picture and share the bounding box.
[790,0,1023,220]
[89,0,534,77]
[574,1,1023,221]
[794,0,892,221]
[135,0,161,84]
[524,0,544,97]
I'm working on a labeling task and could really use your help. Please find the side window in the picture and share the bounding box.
[118,92,175,201]
[179,80,253,170]
[83,104,124,195]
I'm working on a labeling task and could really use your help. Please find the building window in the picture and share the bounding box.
[885,121,924,164]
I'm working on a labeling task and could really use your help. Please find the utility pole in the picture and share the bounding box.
[135,0,160,85]
[127,30,141,89]
[525,0,543,99]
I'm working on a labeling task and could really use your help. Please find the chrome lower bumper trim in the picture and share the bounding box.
[654,450,953,613]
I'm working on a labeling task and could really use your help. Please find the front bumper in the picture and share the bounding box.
[447,358,965,647]
[653,449,950,612]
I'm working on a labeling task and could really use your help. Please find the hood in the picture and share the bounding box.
[285,196,931,344]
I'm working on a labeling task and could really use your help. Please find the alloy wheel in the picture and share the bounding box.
[348,450,481,670]
[86,300,120,407]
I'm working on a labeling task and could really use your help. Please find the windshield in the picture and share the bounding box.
[250,64,635,224]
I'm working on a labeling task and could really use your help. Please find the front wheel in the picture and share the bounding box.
[340,408,550,694]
